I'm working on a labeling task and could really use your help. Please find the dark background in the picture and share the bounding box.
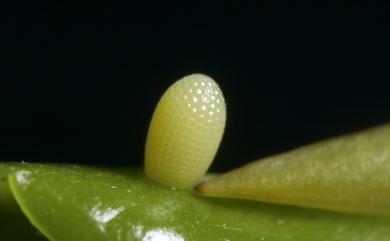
[1,1,390,172]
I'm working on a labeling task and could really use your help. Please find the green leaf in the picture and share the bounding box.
[0,163,48,241]
[197,124,390,216]
[1,162,390,241]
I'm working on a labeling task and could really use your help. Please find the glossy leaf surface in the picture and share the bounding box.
[197,124,390,216]
[0,164,48,241]
[1,162,390,241]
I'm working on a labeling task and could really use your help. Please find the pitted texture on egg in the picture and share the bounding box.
[145,74,226,189]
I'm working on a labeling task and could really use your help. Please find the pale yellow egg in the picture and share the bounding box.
[145,74,226,189]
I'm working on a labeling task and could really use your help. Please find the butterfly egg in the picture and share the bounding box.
[145,74,226,189]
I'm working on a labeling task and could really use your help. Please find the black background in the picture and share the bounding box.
[1,1,390,172]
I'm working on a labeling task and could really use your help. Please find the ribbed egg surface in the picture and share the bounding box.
[145,74,226,189]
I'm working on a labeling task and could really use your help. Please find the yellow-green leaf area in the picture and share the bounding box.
[1,162,390,241]
[198,124,390,216]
